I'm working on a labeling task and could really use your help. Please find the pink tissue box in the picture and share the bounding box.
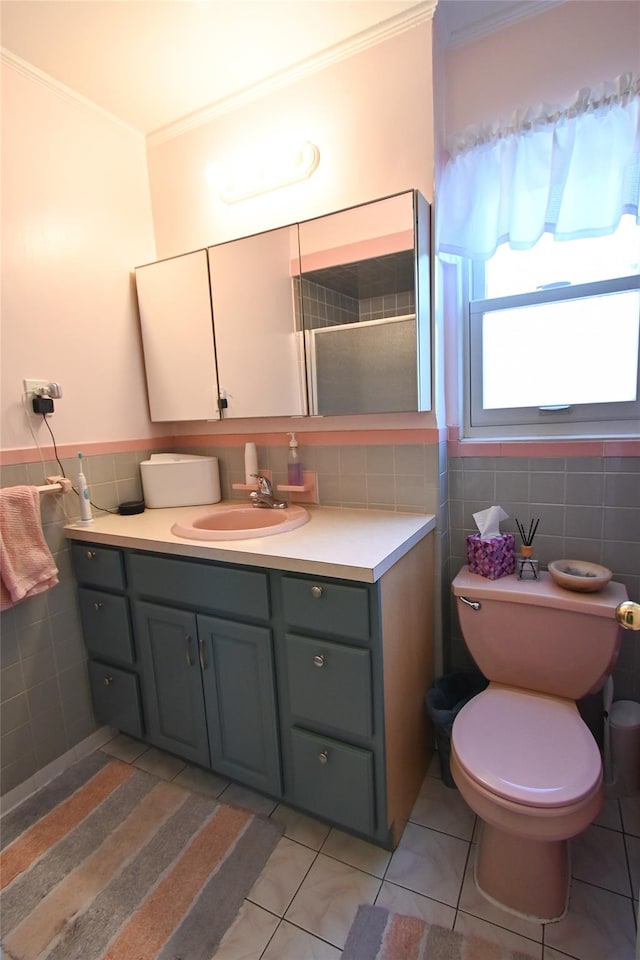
[466,533,516,580]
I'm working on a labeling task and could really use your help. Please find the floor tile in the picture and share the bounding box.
[571,823,631,895]
[454,912,541,959]
[100,733,148,763]
[270,803,331,850]
[375,880,456,929]
[248,837,316,916]
[458,844,544,942]
[284,853,381,948]
[543,879,636,960]
[625,834,640,899]
[593,785,622,831]
[133,746,185,780]
[321,827,392,878]
[260,920,341,960]
[409,774,476,840]
[220,782,278,817]
[620,795,640,837]
[212,900,279,960]
[385,821,469,906]
[172,763,230,798]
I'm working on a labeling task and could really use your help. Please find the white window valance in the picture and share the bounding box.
[436,74,640,262]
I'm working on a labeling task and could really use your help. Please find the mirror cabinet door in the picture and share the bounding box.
[297,191,431,416]
[208,225,307,419]
[135,250,220,422]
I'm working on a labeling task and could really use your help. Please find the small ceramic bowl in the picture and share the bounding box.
[548,559,612,593]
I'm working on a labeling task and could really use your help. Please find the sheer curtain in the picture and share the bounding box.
[436,74,640,262]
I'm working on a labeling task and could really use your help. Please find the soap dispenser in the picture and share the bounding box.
[287,433,303,486]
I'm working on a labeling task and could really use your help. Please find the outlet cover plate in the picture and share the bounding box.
[23,379,61,397]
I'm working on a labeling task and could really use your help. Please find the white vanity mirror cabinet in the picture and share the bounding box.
[207,225,306,419]
[134,190,431,422]
[135,225,305,422]
[135,249,220,422]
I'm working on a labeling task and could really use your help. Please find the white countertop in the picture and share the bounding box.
[64,503,436,583]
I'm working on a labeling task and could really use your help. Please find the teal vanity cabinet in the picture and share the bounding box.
[127,551,281,795]
[276,573,378,837]
[71,544,143,739]
[273,534,435,848]
[71,524,434,849]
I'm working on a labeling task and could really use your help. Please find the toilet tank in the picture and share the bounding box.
[452,567,627,700]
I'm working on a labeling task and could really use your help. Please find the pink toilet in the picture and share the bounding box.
[450,566,627,922]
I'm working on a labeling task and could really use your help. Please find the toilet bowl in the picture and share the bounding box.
[451,684,603,921]
[450,566,627,923]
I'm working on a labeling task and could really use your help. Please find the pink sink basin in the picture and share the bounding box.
[171,503,310,541]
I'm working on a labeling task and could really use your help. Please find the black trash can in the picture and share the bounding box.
[425,671,488,788]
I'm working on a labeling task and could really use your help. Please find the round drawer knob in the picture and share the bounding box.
[318,750,329,764]
[85,550,96,560]
[103,676,113,686]
[313,655,325,668]
[310,585,323,599]
[92,601,104,611]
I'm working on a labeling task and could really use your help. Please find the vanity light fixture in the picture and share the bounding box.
[210,139,320,204]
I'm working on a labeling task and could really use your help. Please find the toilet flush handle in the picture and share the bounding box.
[616,601,640,631]
[458,596,481,611]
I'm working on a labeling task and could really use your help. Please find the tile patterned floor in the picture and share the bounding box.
[100,735,640,960]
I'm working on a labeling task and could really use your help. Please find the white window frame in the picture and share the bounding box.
[464,271,640,440]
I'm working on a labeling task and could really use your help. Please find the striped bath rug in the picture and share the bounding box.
[343,905,537,960]
[0,751,282,960]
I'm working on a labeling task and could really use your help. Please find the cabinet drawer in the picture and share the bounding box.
[88,661,143,738]
[79,589,134,665]
[285,634,372,739]
[281,576,370,643]
[129,553,269,621]
[290,727,374,835]
[72,544,125,590]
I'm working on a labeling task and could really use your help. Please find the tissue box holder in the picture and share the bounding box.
[466,533,516,580]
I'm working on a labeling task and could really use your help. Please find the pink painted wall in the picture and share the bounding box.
[146,22,434,258]
[1,61,160,452]
[438,0,639,430]
[444,1,639,135]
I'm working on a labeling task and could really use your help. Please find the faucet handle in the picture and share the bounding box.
[252,473,273,496]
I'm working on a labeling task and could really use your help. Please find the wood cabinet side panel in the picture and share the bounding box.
[380,533,434,846]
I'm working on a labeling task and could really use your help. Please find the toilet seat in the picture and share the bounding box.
[452,686,602,808]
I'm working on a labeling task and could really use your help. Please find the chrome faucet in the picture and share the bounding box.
[249,474,288,509]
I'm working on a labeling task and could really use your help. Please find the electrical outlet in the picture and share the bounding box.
[23,379,62,398]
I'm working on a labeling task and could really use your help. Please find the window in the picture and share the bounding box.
[465,217,640,437]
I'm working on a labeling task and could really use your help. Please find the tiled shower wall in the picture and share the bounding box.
[0,440,442,799]
[445,455,640,701]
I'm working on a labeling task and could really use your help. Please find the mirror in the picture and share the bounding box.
[296,191,431,416]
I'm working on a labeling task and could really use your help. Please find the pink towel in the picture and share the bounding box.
[0,485,59,610]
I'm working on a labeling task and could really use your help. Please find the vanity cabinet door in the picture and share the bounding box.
[135,601,210,767]
[135,250,220,422]
[207,225,306,418]
[198,615,281,795]
[290,727,375,836]
[88,661,143,739]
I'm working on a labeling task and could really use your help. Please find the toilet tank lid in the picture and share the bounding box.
[452,566,627,620]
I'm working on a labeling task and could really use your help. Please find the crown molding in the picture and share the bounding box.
[441,0,565,50]
[147,1,437,145]
[0,47,142,136]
